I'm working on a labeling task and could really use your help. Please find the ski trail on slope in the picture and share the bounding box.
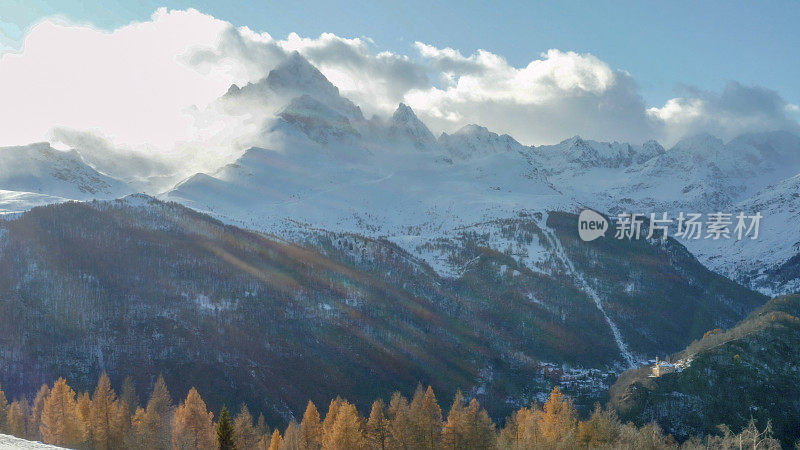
[540,222,637,369]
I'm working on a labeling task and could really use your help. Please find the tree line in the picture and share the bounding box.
[0,375,781,449]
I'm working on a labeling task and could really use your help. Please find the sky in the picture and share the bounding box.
[1,1,799,158]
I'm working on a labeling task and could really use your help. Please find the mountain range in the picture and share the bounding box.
[0,51,798,429]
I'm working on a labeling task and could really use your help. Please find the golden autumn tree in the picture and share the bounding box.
[89,372,130,450]
[268,429,282,450]
[76,391,92,442]
[5,400,28,438]
[577,403,622,447]
[299,400,323,450]
[40,378,85,447]
[441,392,495,449]
[0,383,8,431]
[320,397,343,447]
[235,403,261,450]
[537,386,577,446]
[127,406,161,449]
[171,387,216,450]
[29,383,50,441]
[410,386,443,449]
[366,399,389,450]
[323,401,367,450]
[280,422,301,450]
[498,405,540,448]
[147,374,175,450]
[387,392,415,449]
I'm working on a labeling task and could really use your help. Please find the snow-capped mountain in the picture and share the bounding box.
[439,124,525,160]
[2,52,800,298]
[0,142,132,214]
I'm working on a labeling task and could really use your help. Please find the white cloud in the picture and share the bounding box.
[0,7,797,171]
[648,82,800,144]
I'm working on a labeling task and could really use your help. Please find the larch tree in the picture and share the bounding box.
[441,391,467,450]
[5,400,28,437]
[0,383,8,432]
[171,387,216,450]
[89,372,129,450]
[127,406,161,450]
[323,401,367,450]
[147,374,175,449]
[320,397,342,448]
[366,399,389,450]
[462,398,495,449]
[299,400,323,450]
[234,404,261,450]
[537,386,577,446]
[40,378,86,447]
[387,392,415,449]
[577,403,622,447]
[268,429,282,450]
[257,413,268,436]
[280,422,301,450]
[120,375,139,416]
[29,384,50,441]
[411,386,442,449]
[76,392,92,443]
[217,406,236,450]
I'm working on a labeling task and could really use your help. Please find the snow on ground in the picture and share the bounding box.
[0,434,65,450]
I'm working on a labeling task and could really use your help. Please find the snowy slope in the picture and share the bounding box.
[0,434,64,450]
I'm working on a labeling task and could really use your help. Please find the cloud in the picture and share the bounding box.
[648,81,800,144]
[0,7,797,172]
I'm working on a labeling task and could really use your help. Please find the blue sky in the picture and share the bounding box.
[1,1,798,150]
[2,0,798,108]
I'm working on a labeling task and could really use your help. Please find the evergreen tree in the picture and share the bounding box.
[366,399,388,450]
[299,400,323,450]
[172,387,216,450]
[323,401,367,450]
[217,406,236,450]
[234,404,260,450]
[40,378,86,447]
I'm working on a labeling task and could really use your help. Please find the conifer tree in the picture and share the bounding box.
[463,398,495,449]
[577,403,621,447]
[387,392,415,449]
[268,429,282,450]
[257,413,268,435]
[171,387,216,450]
[147,374,174,449]
[5,400,27,437]
[366,399,389,450]
[76,391,92,443]
[537,386,577,445]
[280,422,301,450]
[299,400,323,450]
[40,378,85,447]
[127,406,161,450]
[323,401,366,450]
[0,383,8,432]
[29,384,50,441]
[90,372,129,450]
[234,404,260,450]
[321,397,342,447]
[120,375,139,416]
[441,391,467,450]
[411,386,442,449]
[217,406,236,450]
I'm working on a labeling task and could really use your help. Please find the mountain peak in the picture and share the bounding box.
[266,51,340,100]
[389,103,436,149]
